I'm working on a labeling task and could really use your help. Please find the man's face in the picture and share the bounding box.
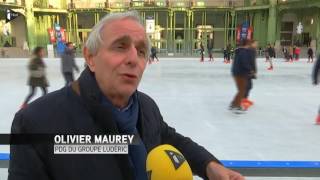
[68,44,74,50]
[85,18,148,99]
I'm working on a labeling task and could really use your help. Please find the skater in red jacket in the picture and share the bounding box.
[294,46,301,61]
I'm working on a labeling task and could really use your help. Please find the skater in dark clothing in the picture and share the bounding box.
[21,46,48,109]
[150,46,159,62]
[200,42,204,62]
[282,46,290,62]
[61,42,79,86]
[266,44,275,70]
[230,39,255,114]
[312,55,320,124]
[242,40,258,110]
[225,44,232,63]
[207,36,214,61]
[308,46,314,63]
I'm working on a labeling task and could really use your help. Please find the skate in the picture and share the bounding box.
[315,114,320,125]
[242,98,254,105]
[229,106,246,114]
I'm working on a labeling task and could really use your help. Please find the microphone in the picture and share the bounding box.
[146,144,193,180]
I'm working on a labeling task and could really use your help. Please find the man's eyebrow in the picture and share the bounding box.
[110,35,132,45]
[136,40,147,49]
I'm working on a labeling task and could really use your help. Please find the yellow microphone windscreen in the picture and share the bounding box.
[146,144,193,180]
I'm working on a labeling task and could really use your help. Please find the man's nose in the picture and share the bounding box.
[126,45,139,64]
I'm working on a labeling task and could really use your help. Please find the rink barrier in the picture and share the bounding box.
[0,153,319,177]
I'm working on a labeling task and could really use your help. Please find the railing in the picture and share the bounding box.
[68,0,247,9]
[0,0,25,6]
[105,0,131,8]
[68,2,105,9]
[191,0,245,8]
[0,153,319,177]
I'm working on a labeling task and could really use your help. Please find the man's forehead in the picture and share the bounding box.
[102,19,147,42]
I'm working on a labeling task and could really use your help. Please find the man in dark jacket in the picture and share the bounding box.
[313,55,320,125]
[230,39,255,114]
[61,42,79,85]
[9,11,244,180]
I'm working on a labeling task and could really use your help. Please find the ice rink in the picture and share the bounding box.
[0,57,319,179]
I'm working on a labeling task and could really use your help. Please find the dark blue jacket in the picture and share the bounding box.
[9,68,220,180]
[232,47,255,77]
[313,56,320,84]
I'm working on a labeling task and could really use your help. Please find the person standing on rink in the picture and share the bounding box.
[241,40,258,110]
[267,44,275,70]
[207,35,214,61]
[200,42,204,62]
[20,47,48,109]
[230,39,255,114]
[61,42,79,86]
[312,55,320,125]
[294,46,300,61]
[225,43,232,63]
[150,46,159,62]
[307,46,314,63]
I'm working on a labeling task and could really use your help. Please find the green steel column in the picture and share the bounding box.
[276,10,281,42]
[25,0,35,50]
[230,10,235,46]
[191,11,194,55]
[267,0,277,44]
[316,10,320,53]
[75,13,79,45]
[168,10,173,53]
[234,12,237,47]
[187,10,192,55]
[67,13,71,42]
[224,11,228,47]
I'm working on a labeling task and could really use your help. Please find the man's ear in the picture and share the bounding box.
[83,47,95,72]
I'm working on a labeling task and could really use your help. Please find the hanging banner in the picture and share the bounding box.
[60,27,66,42]
[48,28,56,43]
[236,26,241,43]
[146,16,155,33]
[247,26,253,40]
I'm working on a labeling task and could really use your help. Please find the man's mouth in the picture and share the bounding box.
[122,73,138,79]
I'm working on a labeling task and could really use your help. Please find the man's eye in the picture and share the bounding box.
[139,50,146,55]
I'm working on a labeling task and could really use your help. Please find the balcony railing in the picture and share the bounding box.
[191,0,245,8]
[0,0,25,6]
[68,2,106,9]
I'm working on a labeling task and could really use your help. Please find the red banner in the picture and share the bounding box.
[48,28,56,43]
[236,26,241,43]
[60,28,66,42]
[247,26,253,40]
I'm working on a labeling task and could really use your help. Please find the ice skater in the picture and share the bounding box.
[282,46,290,62]
[230,39,254,114]
[224,44,232,64]
[150,46,159,63]
[294,46,300,61]
[307,46,314,63]
[312,55,320,125]
[21,46,48,109]
[266,44,275,70]
[207,35,214,61]
[61,42,79,86]
[199,42,204,62]
[241,40,258,110]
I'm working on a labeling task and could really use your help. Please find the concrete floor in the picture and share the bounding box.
[0,57,319,179]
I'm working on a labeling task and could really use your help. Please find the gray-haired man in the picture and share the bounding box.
[9,11,244,180]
